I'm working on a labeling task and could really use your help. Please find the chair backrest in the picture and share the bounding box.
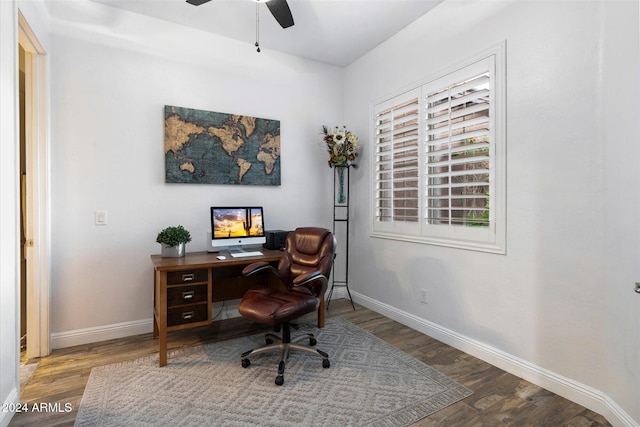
[276,227,336,296]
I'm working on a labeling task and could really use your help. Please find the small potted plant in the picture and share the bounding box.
[156,225,192,258]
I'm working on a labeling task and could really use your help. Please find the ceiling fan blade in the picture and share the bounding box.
[265,0,294,29]
[186,0,211,5]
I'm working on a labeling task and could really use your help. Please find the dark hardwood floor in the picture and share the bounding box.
[10,299,611,426]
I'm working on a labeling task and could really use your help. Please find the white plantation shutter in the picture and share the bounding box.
[374,89,420,226]
[424,60,492,227]
[371,44,505,254]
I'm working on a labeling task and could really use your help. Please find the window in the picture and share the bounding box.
[372,44,506,253]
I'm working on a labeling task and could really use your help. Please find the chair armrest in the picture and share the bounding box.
[292,270,328,297]
[293,270,327,286]
[242,261,277,277]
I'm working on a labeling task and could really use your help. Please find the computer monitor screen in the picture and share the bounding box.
[210,207,266,252]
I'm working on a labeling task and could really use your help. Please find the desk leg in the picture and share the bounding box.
[159,330,167,367]
[153,311,159,339]
[153,310,167,367]
[155,269,168,367]
[318,296,325,328]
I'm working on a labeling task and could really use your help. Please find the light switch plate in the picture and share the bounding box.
[95,211,107,226]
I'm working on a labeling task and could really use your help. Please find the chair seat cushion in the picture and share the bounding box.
[238,288,319,326]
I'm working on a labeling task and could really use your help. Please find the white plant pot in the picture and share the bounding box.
[161,243,186,258]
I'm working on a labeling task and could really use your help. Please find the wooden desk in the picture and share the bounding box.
[151,250,324,367]
[151,250,280,366]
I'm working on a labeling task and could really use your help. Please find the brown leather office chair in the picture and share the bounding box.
[238,227,336,385]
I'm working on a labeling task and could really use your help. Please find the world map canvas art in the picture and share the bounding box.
[164,105,281,185]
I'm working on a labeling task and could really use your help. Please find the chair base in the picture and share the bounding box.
[240,323,330,386]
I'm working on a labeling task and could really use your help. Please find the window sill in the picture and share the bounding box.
[370,230,506,255]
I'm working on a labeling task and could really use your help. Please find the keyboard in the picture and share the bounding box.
[229,251,263,258]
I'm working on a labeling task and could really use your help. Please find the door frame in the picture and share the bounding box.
[18,11,50,359]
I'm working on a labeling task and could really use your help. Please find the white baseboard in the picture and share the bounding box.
[603,395,640,427]
[0,387,19,427]
[352,291,638,427]
[51,319,153,349]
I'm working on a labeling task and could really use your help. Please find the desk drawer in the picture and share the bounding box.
[167,284,208,307]
[167,269,208,285]
[167,304,208,327]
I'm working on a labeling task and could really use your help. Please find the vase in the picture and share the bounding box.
[161,243,186,258]
[335,166,348,205]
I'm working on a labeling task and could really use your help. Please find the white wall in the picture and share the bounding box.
[601,1,640,422]
[47,1,343,339]
[344,0,639,425]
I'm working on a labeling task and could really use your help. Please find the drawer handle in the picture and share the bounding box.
[182,291,195,300]
[182,273,194,282]
[182,311,194,320]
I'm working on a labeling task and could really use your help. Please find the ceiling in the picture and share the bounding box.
[91,0,444,67]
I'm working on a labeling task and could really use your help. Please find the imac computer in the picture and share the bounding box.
[209,207,266,257]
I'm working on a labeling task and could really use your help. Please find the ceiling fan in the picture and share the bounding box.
[185,0,295,29]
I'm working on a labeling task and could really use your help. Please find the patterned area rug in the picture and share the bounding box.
[75,317,472,426]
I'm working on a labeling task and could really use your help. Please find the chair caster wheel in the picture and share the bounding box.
[275,375,284,386]
[241,359,251,368]
[322,359,330,369]
[309,337,317,346]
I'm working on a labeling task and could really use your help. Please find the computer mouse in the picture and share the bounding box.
[216,255,226,260]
